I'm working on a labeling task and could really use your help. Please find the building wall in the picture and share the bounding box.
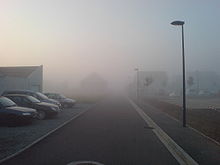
[187,71,220,92]
[0,66,43,94]
[0,77,28,94]
[169,71,220,95]
[28,65,43,92]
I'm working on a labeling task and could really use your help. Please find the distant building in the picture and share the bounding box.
[0,66,43,94]
[136,71,168,97]
[169,71,220,95]
[80,73,108,97]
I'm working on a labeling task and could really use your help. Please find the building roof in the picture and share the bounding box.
[0,66,40,78]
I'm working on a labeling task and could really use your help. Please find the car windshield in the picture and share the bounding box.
[27,96,41,103]
[0,97,16,107]
[36,92,49,100]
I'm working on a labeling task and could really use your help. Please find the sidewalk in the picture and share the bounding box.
[138,101,220,165]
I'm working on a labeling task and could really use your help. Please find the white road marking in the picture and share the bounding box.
[129,99,199,165]
[67,161,104,165]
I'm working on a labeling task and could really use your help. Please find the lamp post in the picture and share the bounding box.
[134,68,139,101]
[171,20,186,127]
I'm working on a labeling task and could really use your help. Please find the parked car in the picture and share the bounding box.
[5,94,60,120]
[0,96,37,125]
[2,90,61,108]
[44,93,76,108]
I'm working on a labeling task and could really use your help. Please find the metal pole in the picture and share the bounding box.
[136,69,139,101]
[182,25,186,127]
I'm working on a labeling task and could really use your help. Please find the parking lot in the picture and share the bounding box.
[0,103,92,161]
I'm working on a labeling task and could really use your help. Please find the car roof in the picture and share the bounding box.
[4,94,30,97]
[3,90,36,93]
[44,93,58,95]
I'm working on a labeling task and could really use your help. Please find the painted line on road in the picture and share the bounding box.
[0,107,92,164]
[129,99,199,165]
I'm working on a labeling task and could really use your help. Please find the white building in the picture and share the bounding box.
[169,71,220,96]
[0,66,43,94]
[187,71,220,92]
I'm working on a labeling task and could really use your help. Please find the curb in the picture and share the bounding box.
[0,106,92,164]
[129,99,199,165]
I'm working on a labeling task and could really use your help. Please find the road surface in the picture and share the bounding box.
[1,97,193,165]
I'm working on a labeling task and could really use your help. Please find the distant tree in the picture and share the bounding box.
[187,76,194,88]
[213,82,217,87]
[144,77,153,87]
[162,80,167,87]
[143,77,153,97]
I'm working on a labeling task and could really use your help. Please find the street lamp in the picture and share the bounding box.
[171,20,186,127]
[134,68,139,101]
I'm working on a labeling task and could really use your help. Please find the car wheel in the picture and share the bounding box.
[37,111,46,120]
[69,104,74,108]
[63,104,68,108]
[7,115,18,127]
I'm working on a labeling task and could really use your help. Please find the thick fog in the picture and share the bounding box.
[1,0,220,96]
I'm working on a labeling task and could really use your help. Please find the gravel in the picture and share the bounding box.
[0,103,92,160]
[145,98,220,143]
[157,96,220,109]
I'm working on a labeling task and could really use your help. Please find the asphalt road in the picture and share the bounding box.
[2,97,178,165]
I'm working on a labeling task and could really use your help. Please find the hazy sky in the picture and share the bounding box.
[0,0,220,89]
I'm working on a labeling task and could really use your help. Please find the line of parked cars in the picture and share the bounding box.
[0,90,76,126]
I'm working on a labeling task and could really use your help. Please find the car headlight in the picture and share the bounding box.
[22,112,31,116]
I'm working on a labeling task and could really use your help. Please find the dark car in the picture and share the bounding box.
[5,94,60,120]
[2,90,61,108]
[0,96,37,125]
[44,93,76,108]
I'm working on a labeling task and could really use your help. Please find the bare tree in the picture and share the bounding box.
[187,76,194,88]
[144,77,153,97]
[144,77,153,87]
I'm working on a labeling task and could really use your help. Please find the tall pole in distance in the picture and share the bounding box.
[134,68,139,101]
[181,24,186,127]
[171,20,186,127]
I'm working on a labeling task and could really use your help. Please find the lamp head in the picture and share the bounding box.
[171,21,184,26]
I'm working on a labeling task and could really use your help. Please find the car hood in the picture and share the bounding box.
[67,98,76,103]
[49,98,59,103]
[42,98,59,104]
[37,102,59,108]
[6,106,36,113]
[61,98,76,103]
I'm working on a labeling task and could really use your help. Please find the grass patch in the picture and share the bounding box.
[146,98,220,143]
